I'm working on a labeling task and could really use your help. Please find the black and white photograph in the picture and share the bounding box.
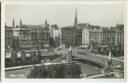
[5,2,125,79]
[0,2,1,81]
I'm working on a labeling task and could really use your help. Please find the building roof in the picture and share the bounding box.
[102,28,116,32]
[61,26,75,30]
[50,24,59,30]
[5,26,12,30]
[19,24,49,30]
[76,23,90,26]
[116,24,124,31]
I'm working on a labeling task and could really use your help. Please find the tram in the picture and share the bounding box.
[77,46,88,54]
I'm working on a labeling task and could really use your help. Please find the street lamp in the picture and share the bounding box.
[67,44,73,63]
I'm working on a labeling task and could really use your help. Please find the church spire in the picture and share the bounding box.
[45,19,49,28]
[12,19,15,27]
[20,18,22,26]
[45,19,48,25]
[74,8,78,27]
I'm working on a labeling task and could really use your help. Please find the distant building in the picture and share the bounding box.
[5,19,50,50]
[19,21,49,50]
[49,24,60,47]
[115,24,124,46]
[19,25,33,50]
[76,28,82,46]
[76,23,90,29]
[54,36,60,48]
[61,9,124,49]
[61,9,83,48]
[12,22,20,50]
[82,24,124,47]
[102,29,115,44]
[61,26,77,48]
[30,24,49,49]
[49,24,59,38]
[5,26,13,49]
[82,27,90,46]
[89,28,103,45]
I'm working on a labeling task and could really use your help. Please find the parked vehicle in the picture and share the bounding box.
[77,46,88,54]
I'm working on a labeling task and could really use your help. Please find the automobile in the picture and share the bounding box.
[77,46,88,55]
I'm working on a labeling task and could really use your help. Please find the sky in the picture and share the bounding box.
[5,3,124,27]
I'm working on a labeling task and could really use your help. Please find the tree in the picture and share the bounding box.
[64,63,82,78]
[27,65,48,78]
[111,43,124,57]
[27,63,82,78]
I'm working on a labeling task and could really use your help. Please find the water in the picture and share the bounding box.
[5,62,102,78]
[79,62,102,76]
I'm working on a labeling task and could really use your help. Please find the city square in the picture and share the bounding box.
[5,4,124,79]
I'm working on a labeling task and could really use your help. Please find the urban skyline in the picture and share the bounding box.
[6,4,124,27]
[5,3,124,79]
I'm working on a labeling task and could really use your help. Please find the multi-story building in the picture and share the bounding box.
[19,25,32,50]
[115,24,124,46]
[61,9,83,48]
[82,25,102,45]
[30,24,49,49]
[5,19,50,51]
[89,29,103,44]
[49,24,60,47]
[82,24,124,47]
[102,29,115,45]
[49,24,59,38]
[82,27,90,46]
[76,23,90,46]
[61,26,77,48]
[76,28,82,46]
[5,25,13,49]
[61,9,124,49]
[12,25,20,50]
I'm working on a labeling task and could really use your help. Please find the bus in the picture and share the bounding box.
[77,46,88,54]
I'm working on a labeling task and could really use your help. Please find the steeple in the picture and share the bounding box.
[45,19,48,25]
[20,18,22,26]
[74,8,78,27]
[12,19,15,27]
[45,19,49,28]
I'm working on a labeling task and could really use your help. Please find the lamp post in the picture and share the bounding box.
[67,44,73,63]
[105,50,113,73]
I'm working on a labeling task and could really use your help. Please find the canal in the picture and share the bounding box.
[5,61,102,78]
[79,62,102,77]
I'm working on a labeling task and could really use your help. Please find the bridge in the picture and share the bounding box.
[72,52,124,67]
[5,48,124,71]
[5,54,68,71]
[55,48,124,66]
[5,48,124,78]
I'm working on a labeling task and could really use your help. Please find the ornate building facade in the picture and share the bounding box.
[61,26,77,48]
[5,19,50,51]
[61,9,124,49]
[5,26,13,49]
[82,24,124,47]
[61,9,83,48]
